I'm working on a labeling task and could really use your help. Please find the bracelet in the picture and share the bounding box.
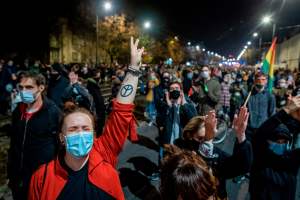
[128,66,142,77]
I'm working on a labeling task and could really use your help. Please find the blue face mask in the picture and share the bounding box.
[65,131,94,158]
[268,141,290,156]
[187,73,193,80]
[20,90,36,104]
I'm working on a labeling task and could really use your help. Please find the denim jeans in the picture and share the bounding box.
[146,102,157,122]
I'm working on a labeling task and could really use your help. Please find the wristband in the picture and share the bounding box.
[128,66,142,77]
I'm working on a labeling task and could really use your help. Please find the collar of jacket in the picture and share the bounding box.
[54,147,105,180]
[54,147,125,199]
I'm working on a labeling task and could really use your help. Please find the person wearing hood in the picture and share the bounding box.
[86,69,106,136]
[47,63,70,108]
[250,95,300,200]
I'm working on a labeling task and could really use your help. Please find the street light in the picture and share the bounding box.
[196,45,200,51]
[244,45,248,49]
[144,21,151,29]
[253,32,258,37]
[187,42,191,46]
[247,41,252,45]
[103,1,112,10]
[202,48,206,52]
[96,1,113,65]
[261,15,276,38]
[262,15,272,24]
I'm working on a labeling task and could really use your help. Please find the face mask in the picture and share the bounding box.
[201,71,209,79]
[162,78,170,87]
[187,72,193,80]
[198,141,215,158]
[118,75,125,81]
[279,83,286,88]
[169,90,181,100]
[268,141,289,156]
[65,131,94,158]
[255,84,264,90]
[20,90,37,104]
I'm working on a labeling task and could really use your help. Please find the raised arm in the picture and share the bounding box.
[117,37,144,104]
[94,37,144,166]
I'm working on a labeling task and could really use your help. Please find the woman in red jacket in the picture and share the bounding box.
[28,37,144,200]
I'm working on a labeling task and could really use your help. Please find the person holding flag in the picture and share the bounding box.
[245,38,277,142]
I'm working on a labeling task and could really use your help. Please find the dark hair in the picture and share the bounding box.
[160,145,217,200]
[169,81,182,90]
[19,71,46,86]
[255,72,267,79]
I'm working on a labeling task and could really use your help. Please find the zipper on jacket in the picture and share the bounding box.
[20,119,29,172]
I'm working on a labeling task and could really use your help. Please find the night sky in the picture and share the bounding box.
[123,0,300,57]
[1,0,300,58]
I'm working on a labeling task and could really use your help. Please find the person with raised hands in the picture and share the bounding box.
[28,37,144,200]
[250,95,300,200]
[174,107,253,199]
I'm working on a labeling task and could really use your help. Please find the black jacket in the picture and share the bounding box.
[250,110,300,200]
[7,98,61,189]
[47,76,69,108]
[175,138,252,199]
[159,100,197,145]
[86,78,106,135]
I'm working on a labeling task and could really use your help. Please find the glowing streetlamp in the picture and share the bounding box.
[96,1,113,65]
[144,21,151,29]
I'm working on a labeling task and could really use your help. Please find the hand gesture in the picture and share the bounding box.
[130,37,144,68]
[232,106,249,143]
[180,92,187,105]
[204,110,217,141]
[284,96,300,115]
[165,91,172,107]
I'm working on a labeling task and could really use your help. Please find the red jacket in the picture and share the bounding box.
[28,100,138,200]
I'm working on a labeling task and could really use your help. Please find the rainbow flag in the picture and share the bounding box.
[261,37,277,93]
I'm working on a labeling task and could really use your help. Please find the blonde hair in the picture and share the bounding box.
[182,116,206,140]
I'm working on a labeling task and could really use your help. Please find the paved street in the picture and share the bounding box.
[117,121,300,200]
[1,119,300,199]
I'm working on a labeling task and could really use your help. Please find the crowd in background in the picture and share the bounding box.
[1,53,300,200]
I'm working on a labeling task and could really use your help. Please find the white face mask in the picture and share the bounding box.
[279,83,287,88]
[201,71,209,79]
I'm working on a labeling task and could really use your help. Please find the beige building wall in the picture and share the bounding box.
[276,33,300,70]
[49,18,97,64]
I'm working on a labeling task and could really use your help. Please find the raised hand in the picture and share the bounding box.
[165,91,172,107]
[130,37,144,68]
[232,106,249,143]
[284,96,300,114]
[204,110,217,141]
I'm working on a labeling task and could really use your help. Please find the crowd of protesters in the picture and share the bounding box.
[1,37,300,200]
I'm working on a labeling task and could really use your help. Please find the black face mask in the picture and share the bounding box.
[188,139,201,151]
[169,90,181,100]
[162,78,170,87]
